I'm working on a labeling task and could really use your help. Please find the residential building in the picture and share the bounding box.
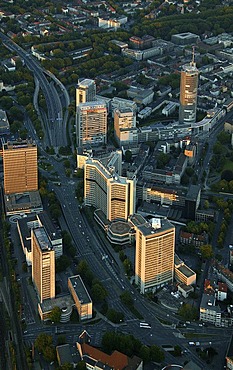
[84,158,136,222]
[68,275,92,320]
[32,227,55,303]
[3,139,38,194]
[76,79,96,106]
[134,216,175,293]
[76,101,107,147]
[217,282,227,301]
[114,107,138,145]
[199,294,221,326]
[179,57,199,124]
[77,342,143,370]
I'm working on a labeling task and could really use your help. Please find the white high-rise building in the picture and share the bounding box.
[76,79,96,106]
[84,158,136,222]
[135,217,175,294]
[76,101,107,147]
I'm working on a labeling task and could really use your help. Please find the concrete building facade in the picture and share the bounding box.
[76,79,96,106]
[135,217,175,293]
[76,101,107,147]
[68,275,92,320]
[84,158,136,222]
[114,107,137,145]
[179,59,199,124]
[3,139,38,194]
[32,227,55,303]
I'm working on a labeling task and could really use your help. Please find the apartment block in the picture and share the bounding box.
[76,101,107,147]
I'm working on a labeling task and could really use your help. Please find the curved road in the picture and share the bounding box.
[0,31,69,148]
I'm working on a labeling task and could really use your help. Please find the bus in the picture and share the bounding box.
[139,322,151,329]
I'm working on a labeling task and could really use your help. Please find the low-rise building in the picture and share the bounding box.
[38,295,74,322]
[77,342,143,370]
[68,275,93,321]
[174,254,196,286]
[127,87,154,106]
[217,282,227,301]
[199,294,221,326]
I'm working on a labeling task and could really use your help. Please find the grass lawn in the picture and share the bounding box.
[184,333,216,339]
[223,160,233,171]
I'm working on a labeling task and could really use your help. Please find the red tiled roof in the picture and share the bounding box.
[82,343,128,370]
[218,282,227,293]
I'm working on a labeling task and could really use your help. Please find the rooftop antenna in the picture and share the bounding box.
[191,46,195,67]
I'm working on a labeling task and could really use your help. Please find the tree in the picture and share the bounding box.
[200,244,213,260]
[56,255,70,273]
[139,345,150,363]
[59,364,73,370]
[48,306,61,323]
[124,150,132,163]
[91,282,108,303]
[35,333,53,354]
[63,159,71,168]
[204,200,210,209]
[178,303,198,321]
[120,291,134,307]
[106,308,124,323]
[150,345,165,363]
[76,362,87,370]
[43,346,56,362]
[173,345,182,357]
[221,169,233,182]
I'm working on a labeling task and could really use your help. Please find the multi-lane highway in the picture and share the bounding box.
[0,32,69,148]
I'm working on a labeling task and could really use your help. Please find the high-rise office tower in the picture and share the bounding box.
[32,227,55,303]
[179,52,198,124]
[3,139,38,194]
[77,102,107,147]
[76,79,96,106]
[135,217,175,294]
[114,108,138,145]
[84,158,136,222]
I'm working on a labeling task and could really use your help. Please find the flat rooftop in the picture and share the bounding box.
[138,217,174,237]
[177,264,195,278]
[129,213,147,227]
[34,227,52,251]
[108,221,131,236]
[3,139,36,150]
[4,191,43,215]
[69,275,92,304]
[39,294,74,314]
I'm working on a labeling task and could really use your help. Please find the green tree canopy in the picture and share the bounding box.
[178,303,198,321]
[48,306,61,323]
[200,244,214,260]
